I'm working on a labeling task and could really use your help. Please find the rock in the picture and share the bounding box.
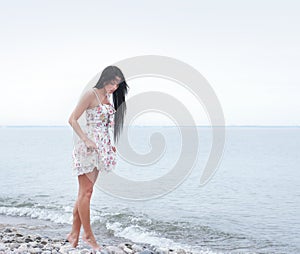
[30,241,38,248]
[0,243,7,251]
[36,243,44,249]
[52,243,62,249]
[138,250,154,254]
[100,248,110,254]
[131,244,143,253]
[17,245,30,253]
[43,243,54,251]
[59,245,71,254]
[175,249,186,254]
[81,249,92,254]
[68,249,84,254]
[124,247,133,254]
[124,242,133,248]
[16,237,26,243]
[32,247,43,254]
[153,247,168,254]
[118,243,133,254]
[3,228,13,233]
[25,237,33,243]
[106,245,126,254]
[3,237,13,243]
[9,242,20,249]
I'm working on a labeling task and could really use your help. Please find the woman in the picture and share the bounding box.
[67,66,129,251]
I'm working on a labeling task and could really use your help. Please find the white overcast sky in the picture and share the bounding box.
[0,0,299,126]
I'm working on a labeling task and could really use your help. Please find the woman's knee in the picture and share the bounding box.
[79,191,93,200]
[78,175,94,199]
[78,187,93,199]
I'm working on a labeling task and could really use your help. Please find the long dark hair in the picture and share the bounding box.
[93,65,129,144]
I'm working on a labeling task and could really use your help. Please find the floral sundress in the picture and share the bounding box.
[72,88,117,176]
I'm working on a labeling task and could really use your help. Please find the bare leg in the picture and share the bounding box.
[66,199,81,247]
[77,168,101,250]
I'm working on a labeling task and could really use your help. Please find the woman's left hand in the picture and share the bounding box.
[112,146,116,153]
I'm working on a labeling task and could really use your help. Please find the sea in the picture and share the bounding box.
[0,126,299,254]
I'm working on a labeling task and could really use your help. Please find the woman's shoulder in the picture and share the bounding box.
[81,88,95,98]
[77,88,95,106]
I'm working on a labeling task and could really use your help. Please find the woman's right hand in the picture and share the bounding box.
[84,139,98,153]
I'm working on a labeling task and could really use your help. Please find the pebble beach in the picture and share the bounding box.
[0,224,191,254]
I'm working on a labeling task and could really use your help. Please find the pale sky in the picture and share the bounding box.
[0,0,299,126]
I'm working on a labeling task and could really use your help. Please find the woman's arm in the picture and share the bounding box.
[68,89,93,143]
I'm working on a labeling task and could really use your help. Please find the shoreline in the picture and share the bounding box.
[0,215,193,254]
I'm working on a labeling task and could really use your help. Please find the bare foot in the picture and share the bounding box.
[82,234,101,251]
[66,233,79,248]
